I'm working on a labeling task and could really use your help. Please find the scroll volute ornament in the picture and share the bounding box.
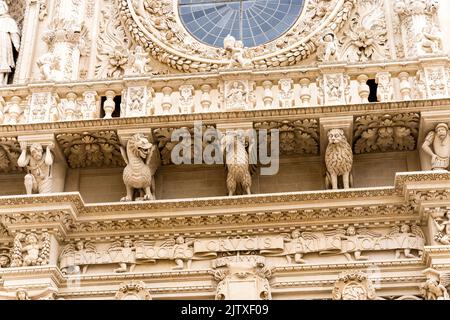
[115,281,152,300]
[117,0,357,72]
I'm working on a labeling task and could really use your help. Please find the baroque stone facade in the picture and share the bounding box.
[0,0,450,300]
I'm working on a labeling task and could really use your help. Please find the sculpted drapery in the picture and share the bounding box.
[0,0,20,85]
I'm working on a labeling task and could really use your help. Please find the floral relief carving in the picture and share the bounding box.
[340,0,389,62]
[95,1,130,79]
[353,113,420,154]
[56,131,125,169]
[254,119,319,155]
[0,137,22,173]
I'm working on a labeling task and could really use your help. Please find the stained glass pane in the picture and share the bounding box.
[178,0,304,48]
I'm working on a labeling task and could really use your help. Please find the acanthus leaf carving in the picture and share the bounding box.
[353,113,420,154]
[56,131,126,169]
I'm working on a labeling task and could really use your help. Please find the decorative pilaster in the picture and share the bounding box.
[39,0,87,81]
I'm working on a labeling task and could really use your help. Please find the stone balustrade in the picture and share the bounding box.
[0,57,448,125]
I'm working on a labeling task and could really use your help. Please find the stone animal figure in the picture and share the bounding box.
[220,131,256,196]
[325,128,353,190]
[120,133,161,201]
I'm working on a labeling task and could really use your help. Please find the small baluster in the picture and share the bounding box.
[299,78,311,107]
[103,91,116,119]
[161,86,173,115]
[357,74,370,103]
[399,72,412,101]
[8,96,22,124]
[262,81,273,108]
[64,92,78,121]
[200,84,212,111]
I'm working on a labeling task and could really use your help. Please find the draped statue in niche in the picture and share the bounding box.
[0,0,20,85]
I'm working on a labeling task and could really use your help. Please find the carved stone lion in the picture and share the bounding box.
[120,133,160,201]
[325,128,353,190]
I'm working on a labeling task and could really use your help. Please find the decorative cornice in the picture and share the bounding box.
[0,173,449,238]
[1,99,450,136]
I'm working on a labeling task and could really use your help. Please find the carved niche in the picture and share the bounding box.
[353,113,420,154]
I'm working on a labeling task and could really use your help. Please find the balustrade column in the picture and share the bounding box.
[262,81,273,108]
[299,78,311,107]
[200,85,212,111]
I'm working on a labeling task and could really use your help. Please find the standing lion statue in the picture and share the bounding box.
[120,133,161,201]
[325,128,353,190]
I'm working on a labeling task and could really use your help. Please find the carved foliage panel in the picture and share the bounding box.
[353,113,420,154]
[56,131,126,169]
[254,119,319,155]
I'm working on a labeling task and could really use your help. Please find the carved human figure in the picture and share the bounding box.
[227,82,246,108]
[0,1,20,85]
[18,142,54,194]
[224,35,253,69]
[59,240,97,275]
[0,254,10,268]
[284,230,306,264]
[172,236,195,270]
[111,240,136,273]
[128,46,150,75]
[319,32,338,62]
[342,227,369,261]
[433,218,450,245]
[36,52,62,81]
[22,234,43,266]
[420,269,450,300]
[120,134,161,201]
[392,224,424,259]
[325,129,353,190]
[422,123,450,171]
[15,289,30,300]
[421,24,443,54]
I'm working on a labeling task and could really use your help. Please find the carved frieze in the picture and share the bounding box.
[56,131,125,169]
[353,113,420,154]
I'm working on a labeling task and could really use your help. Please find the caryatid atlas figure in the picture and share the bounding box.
[0,0,20,85]
[422,123,450,171]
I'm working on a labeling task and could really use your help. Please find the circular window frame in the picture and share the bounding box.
[118,0,356,72]
[177,0,307,49]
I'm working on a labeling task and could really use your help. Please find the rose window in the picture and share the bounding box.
[178,0,305,48]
